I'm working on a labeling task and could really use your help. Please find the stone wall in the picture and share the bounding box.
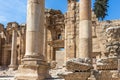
[0,9,65,68]
[45,9,65,63]
[56,51,65,68]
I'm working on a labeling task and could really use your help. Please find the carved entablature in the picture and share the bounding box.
[48,40,64,48]
[45,9,64,31]
[105,26,120,58]
[45,9,65,41]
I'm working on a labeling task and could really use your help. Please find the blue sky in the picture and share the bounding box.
[0,0,120,26]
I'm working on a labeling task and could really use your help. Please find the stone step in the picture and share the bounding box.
[45,78,64,80]
[0,77,64,80]
[0,76,14,80]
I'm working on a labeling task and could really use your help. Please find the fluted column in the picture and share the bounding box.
[79,0,92,59]
[9,23,18,70]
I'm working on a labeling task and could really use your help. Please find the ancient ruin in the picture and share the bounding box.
[0,0,120,80]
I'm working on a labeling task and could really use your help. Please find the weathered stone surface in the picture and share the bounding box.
[79,0,92,59]
[45,9,65,63]
[59,72,91,80]
[15,60,48,80]
[66,58,93,71]
[97,58,118,70]
[1,0,120,80]
[9,22,18,70]
[106,26,120,58]
[65,0,76,61]
[50,61,57,69]
[97,70,120,80]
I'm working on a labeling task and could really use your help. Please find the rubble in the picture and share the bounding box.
[66,58,93,71]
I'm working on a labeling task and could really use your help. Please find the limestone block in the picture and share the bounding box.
[97,70,120,80]
[66,58,93,71]
[59,72,91,80]
[50,61,57,69]
[15,60,48,80]
[97,58,118,70]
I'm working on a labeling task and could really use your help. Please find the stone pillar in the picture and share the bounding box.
[24,0,44,59]
[15,0,48,80]
[43,23,47,61]
[0,34,1,65]
[9,23,18,70]
[65,0,76,62]
[0,24,4,65]
[79,0,92,59]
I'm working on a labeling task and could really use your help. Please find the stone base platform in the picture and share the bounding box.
[9,65,18,71]
[15,59,48,80]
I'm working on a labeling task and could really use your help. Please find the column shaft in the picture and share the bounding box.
[9,22,18,70]
[25,0,45,60]
[15,0,48,80]
[9,30,17,68]
[79,0,92,59]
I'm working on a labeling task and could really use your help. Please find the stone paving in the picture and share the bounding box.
[0,67,15,80]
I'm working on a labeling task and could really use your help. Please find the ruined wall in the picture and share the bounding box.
[45,9,65,63]
[95,20,120,80]
[96,20,120,58]
[64,0,100,60]
[0,9,65,67]
[0,24,4,65]
[0,22,26,67]
[0,2,120,79]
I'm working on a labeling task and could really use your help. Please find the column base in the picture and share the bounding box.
[15,59,49,80]
[9,65,18,71]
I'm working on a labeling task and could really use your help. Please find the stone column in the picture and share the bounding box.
[43,20,47,61]
[15,0,48,80]
[0,34,1,65]
[24,0,44,60]
[79,0,92,59]
[0,24,4,65]
[9,23,18,70]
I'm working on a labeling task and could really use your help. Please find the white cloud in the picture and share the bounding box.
[0,16,7,23]
[0,0,27,25]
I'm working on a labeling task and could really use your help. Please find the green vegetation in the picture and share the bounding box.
[93,0,109,20]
